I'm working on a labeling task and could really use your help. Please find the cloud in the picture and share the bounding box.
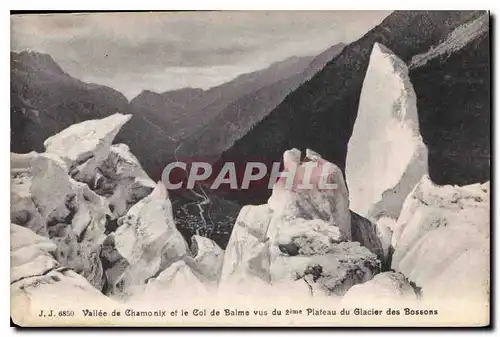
[11,11,392,99]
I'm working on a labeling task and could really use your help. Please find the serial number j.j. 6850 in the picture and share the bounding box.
[38,310,75,317]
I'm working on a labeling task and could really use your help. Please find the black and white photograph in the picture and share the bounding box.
[9,10,491,327]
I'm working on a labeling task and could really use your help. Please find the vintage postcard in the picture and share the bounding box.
[10,10,490,327]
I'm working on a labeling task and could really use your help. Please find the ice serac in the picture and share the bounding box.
[11,153,73,236]
[267,149,379,296]
[29,154,72,219]
[93,143,156,218]
[128,236,224,301]
[128,260,210,304]
[113,182,189,292]
[190,235,225,282]
[11,224,59,283]
[268,148,351,240]
[10,113,199,305]
[391,176,490,301]
[10,113,157,292]
[11,155,46,235]
[221,149,380,297]
[10,152,110,290]
[44,113,132,182]
[342,271,417,303]
[11,224,114,326]
[219,204,273,293]
[346,42,428,221]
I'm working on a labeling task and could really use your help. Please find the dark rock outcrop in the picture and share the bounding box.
[408,14,490,186]
[350,211,390,268]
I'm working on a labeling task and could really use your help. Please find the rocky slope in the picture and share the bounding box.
[408,13,490,186]
[219,11,488,206]
[11,51,130,154]
[129,87,207,135]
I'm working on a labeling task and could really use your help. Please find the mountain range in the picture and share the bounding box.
[218,10,489,205]
[11,43,345,181]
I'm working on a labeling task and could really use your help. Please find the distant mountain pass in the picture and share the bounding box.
[178,43,346,159]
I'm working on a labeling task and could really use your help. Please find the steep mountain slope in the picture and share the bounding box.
[219,11,488,205]
[10,51,176,181]
[177,43,345,159]
[408,13,490,186]
[129,87,206,136]
[11,51,325,181]
[11,51,130,153]
[128,55,315,141]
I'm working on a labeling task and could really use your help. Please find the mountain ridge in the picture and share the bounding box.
[218,10,487,205]
[177,43,346,159]
[11,44,346,181]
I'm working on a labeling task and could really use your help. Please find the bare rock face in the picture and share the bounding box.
[391,176,490,301]
[44,113,132,182]
[346,43,428,221]
[342,271,417,303]
[408,13,489,187]
[99,234,130,296]
[113,182,189,293]
[350,211,391,268]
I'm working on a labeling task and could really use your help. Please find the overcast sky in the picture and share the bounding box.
[11,11,391,100]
